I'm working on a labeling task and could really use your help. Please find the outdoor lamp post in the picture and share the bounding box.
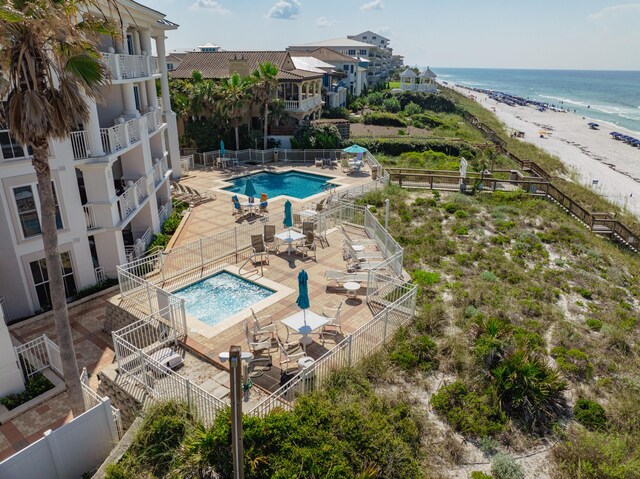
[219,346,253,479]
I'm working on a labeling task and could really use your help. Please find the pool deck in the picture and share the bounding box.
[169,163,378,393]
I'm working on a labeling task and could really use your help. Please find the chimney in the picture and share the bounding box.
[228,54,250,78]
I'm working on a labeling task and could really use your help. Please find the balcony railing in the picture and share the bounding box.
[101,52,154,80]
[158,200,173,225]
[116,176,148,222]
[144,109,163,133]
[83,204,97,230]
[70,131,90,160]
[125,227,152,262]
[283,95,322,112]
[152,156,169,188]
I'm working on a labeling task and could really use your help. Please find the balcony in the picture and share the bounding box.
[71,111,164,160]
[117,176,149,222]
[151,156,169,188]
[283,95,322,112]
[101,53,159,81]
[83,204,98,230]
[125,227,153,262]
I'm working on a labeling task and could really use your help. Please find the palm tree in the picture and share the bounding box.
[218,73,249,151]
[250,62,279,150]
[0,0,117,415]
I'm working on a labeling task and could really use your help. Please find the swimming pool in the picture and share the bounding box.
[223,171,334,199]
[173,272,275,326]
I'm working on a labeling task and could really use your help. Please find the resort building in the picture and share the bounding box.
[288,31,400,88]
[170,51,324,124]
[0,0,181,321]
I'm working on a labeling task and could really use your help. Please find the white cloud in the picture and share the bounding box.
[267,0,301,20]
[316,16,338,28]
[377,26,392,37]
[588,3,640,20]
[191,0,230,14]
[361,0,383,11]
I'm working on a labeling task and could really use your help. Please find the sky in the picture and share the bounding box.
[154,0,640,70]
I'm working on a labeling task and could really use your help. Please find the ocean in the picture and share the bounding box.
[433,68,640,134]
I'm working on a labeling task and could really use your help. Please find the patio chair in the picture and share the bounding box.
[260,200,268,214]
[315,198,326,212]
[251,234,269,265]
[296,232,317,262]
[348,161,363,175]
[263,224,278,252]
[276,334,306,374]
[314,157,324,168]
[250,308,276,337]
[324,270,370,287]
[302,221,314,236]
[244,319,272,355]
[293,213,302,229]
[320,302,343,342]
[344,240,384,261]
[232,196,246,216]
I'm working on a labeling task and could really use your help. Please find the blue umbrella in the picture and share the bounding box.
[244,178,257,202]
[283,200,293,229]
[296,269,310,327]
[342,144,367,154]
[220,140,225,158]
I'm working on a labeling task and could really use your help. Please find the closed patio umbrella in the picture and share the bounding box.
[220,140,225,158]
[296,269,310,324]
[283,200,293,229]
[244,178,257,202]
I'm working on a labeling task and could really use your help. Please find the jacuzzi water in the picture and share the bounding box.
[223,170,334,199]
[173,272,274,326]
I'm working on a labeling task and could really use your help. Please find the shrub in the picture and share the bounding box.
[147,233,170,253]
[403,101,422,116]
[444,202,461,213]
[0,373,54,410]
[412,269,441,286]
[481,271,498,282]
[389,334,438,372]
[393,91,457,113]
[454,209,469,219]
[586,318,602,331]
[366,91,384,106]
[431,382,506,437]
[573,398,607,431]
[397,129,406,136]
[576,287,593,300]
[162,212,182,235]
[490,351,566,429]
[291,122,342,149]
[479,436,500,456]
[411,113,445,128]
[491,453,524,479]
[321,107,350,119]
[363,112,407,127]
[551,346,593,380]
[471,472,493,479]
[382,97,401,113]
[347,137,480,157]
[453,225,469,236]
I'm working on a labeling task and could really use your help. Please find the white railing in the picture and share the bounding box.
[83,204,97,230]
[145,108,163,133]
[0,296,9,323]
[158,201,173,224]
[152,156,169,187]
[101,52,152,80]
[95,266,106,284]
[117,186,137,222]
[126,118,140,144]
[70,130,90,160]
[180,154,194,173]
[101,123,127,153]
[283,95,322,112]
[14,334,63,379]
[80,367,123,438]
[150,56,159,74]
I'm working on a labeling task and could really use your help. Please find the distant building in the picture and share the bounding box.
[288,31,401,89]
[196,41,221,53]
[394,67,438,94]
[171,51,323,124]
[0,0,181,320]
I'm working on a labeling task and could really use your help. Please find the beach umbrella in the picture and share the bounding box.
[244,178,257,202]
[296,269,310,321]
[220,140,225,158]
[283,200,293,229]
[342,144,367,154]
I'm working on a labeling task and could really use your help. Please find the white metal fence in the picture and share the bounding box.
[14,334,62,379]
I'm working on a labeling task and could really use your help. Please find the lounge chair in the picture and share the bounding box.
[343,240,384,261]
[348,259,385,271]
[348,161,363,174]
[324,270,370,287]
[320,302,343,343]
[251,234,269,265]
[263,224,278,252]
[296,232,317,261]
[315,198,326,212]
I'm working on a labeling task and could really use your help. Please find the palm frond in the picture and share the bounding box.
[64,53,108,87]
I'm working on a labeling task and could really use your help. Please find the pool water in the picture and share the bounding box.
[223,171,334,199]
[173,272,274,326]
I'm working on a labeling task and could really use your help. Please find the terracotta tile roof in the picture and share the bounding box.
[170,51,321,81]
[288,47,356,64]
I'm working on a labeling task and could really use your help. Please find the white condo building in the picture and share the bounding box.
[0,0,181,321]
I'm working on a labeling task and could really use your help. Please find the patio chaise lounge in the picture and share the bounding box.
[324,270,370,286]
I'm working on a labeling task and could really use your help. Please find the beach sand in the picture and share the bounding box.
[446,83,640,217]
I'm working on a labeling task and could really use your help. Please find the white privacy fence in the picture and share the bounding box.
[80,368,123,439]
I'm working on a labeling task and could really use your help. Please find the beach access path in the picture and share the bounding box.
[447,83,640,217]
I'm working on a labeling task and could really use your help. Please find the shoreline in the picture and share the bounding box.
[444,82,640,217]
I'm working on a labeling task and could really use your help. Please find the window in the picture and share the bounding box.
[133,86,141,111]
[0,130,30,160]
[359,49,367,55]
[372,36,377,40]
[347,49,356,55]
[363,36,367,40]
[13,183,63,239]
[167,63,174,71]
[343,64,349,71]
[350,65,354,73]
[126,34,134,55]
[30,252,77,310]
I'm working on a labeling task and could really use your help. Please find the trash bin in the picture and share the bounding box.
[298,356,316,391]
[273,149,279,162]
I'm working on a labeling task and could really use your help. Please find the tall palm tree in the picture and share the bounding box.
[218,73,248,151]
[0,0,117,415]
[250,62,279,150]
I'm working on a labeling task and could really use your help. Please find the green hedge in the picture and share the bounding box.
[363,112,407,127]
[346,137,480,158]
[386,91,457,113]
[0,373,54,410]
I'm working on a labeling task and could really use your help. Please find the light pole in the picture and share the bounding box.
[219,346,253,479]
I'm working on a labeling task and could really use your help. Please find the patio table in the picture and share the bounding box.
[240,202,260,216]
[275,230,305,254]
[281,310,329,350]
